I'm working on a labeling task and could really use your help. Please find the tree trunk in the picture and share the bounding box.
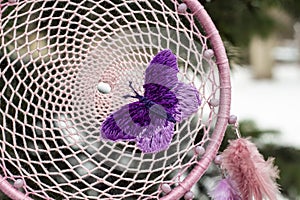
[249,34,276,79]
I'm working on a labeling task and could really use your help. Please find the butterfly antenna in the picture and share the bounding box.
[123,94,133,99]
[128,81,140,96]
[123,81,142,99]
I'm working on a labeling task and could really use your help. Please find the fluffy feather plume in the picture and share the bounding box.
[220,138,280,200]
[209,178,241,200]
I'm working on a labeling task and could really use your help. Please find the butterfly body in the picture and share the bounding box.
[125,81,177,124]
[101,49,201,153]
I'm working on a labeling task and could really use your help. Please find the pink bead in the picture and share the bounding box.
[161,183,171,194]
[203,49,214,59]
[178,3,187,14]
[184,191,194,200]
[13,179,24,189]
[8,0,17,3]
[228,115,238,124]
[209,98,219,107]
[214,155,222,165]
[194,146,205,155]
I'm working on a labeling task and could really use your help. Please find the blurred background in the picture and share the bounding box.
[199,0,300,199]
[1,0,300,199]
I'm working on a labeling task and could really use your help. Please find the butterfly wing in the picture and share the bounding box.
[144,49,201,122]
[143,83,180,120]
[100,114,136,141]
[101,101,173,153]
[144,49,179,89]
[170,82,201,121]
[101,49,200,153]
[143,49,181,120]
[137,121,174,153]
[148,49,178,72]
[101,101,151,141]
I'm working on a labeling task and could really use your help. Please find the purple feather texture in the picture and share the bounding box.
[101,49,201,153]
[209,178,241,200]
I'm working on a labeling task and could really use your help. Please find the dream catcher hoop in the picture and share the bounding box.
[0,0,279,199]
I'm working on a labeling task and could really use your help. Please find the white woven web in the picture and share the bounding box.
[0,0,229,199]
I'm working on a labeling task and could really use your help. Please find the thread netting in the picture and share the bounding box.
[0,0,231,199]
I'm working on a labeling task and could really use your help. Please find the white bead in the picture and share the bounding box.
[97,82,111,94]
[178,3,187,14]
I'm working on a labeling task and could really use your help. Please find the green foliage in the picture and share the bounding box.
[199,0,280,47]
[261,145,300,199]
[278,0,300,20]
[196,0,300,64]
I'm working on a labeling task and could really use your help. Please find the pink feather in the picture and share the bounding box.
[220,138,280,200]
[209,178,241,200]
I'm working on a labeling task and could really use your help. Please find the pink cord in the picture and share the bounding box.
[161,0,231,199]
[0,0,231,199]
[0,175,32,200]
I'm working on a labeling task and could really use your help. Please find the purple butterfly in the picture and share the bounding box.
[100,49,201,153]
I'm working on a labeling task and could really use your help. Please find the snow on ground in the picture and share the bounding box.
[230,63,300,148]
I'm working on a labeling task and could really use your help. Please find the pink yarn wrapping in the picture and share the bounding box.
[0,0,231,199]
[161,0,231,199]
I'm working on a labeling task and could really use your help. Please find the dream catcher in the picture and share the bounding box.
[0,0,280,199]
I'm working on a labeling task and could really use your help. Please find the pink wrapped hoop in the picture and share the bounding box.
[0,0,230,199]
